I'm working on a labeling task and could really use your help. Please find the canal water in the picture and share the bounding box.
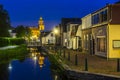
[9,58,53,80]
[0,48,66,80]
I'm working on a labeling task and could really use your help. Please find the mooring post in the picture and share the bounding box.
[68,52,70,61]
[85,58,88,71]
[63,50,65,58]
[59,47,61,56]
[75,54,78,65]
[117,59,120,72]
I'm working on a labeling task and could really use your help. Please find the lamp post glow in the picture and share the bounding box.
[54,28,58,45]
[54,28,58,54]
[54,29,58,34]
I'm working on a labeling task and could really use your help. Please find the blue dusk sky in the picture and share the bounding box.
[0,0,118,30]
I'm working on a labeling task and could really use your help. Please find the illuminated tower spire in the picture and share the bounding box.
[38,17,44,31]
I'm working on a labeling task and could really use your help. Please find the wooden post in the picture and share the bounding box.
[68,52,70,61]
[63,50,65,58]
[85,58,88,71]
[75,54,78,65]
[59,47,61,56]
[117,59,120,72]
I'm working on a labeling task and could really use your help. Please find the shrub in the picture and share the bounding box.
[0,38,9,47]
[0,37,25,47]
[9,38,25,45]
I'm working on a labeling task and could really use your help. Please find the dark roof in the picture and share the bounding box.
[115,1,120,4]
[92,3,120,15]
[41,31,51,37]
[67,22,81,25]
[71,25,79,37]
[12,30,16,33]
[61,18,81,32]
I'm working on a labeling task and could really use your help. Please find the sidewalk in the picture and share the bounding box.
[0,46,18,50]
[49,48,120,76]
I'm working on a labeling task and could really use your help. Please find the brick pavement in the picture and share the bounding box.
[48,48,120,76]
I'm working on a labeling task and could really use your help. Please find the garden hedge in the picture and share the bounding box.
[0,37,25,47]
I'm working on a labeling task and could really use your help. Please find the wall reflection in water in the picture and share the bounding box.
[0,47,68,80]
[30,48,63,80]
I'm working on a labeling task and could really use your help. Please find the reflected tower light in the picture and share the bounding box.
[38,55,45,68]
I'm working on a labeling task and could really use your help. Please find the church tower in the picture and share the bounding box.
[38,17,44,31]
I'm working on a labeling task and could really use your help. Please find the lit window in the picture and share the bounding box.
[97,38,106,52]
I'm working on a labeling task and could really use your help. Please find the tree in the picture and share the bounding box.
[15,25,32,39]
[0,4,10,37]
[15,25,26,38]
[25,27,32,40]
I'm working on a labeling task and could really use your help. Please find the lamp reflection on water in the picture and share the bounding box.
[8,63,12,70]
[33,56,37,60]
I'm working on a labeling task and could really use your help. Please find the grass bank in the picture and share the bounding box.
[48,54,65,73]
[47,53,69,80]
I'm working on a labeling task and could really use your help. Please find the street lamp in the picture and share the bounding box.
[54,28,58,45]
[54,29,58,34]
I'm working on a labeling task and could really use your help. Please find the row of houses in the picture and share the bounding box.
[42,3,120,58]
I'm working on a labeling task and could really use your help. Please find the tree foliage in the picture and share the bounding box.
[0,4,10,37]
[15,25,32,39]
[15,25,26,38]
[25,27,32,40]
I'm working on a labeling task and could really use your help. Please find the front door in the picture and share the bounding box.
[90,39,95,55]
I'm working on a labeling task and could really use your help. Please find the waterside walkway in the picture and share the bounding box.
[0,46,18,50]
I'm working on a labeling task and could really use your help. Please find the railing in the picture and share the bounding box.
[27,41,41,47]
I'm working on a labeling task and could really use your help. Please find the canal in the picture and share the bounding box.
[0,47,68,80]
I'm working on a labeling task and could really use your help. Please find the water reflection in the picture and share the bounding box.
[8,63,12,70]
[9,58,53,80]
[30,48,45,69]
[0,47,69,80]
[0,63,9,80]
[38,54,45,68]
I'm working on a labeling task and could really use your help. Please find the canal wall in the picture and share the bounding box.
[42,47,120,80]
[61,57,120,80]
[65,69,120,80]
[51,55,120,80]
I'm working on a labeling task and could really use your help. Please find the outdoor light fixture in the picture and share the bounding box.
[54,28,58,34]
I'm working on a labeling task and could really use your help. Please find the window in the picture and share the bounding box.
[92,9,108,25]
[113,40,120,48]
[67,26,70,32]
[92,14,100,25]
[97,38,106,52]
[86,34,89,50]
[51,33,53,37]
[100,9,108,22]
